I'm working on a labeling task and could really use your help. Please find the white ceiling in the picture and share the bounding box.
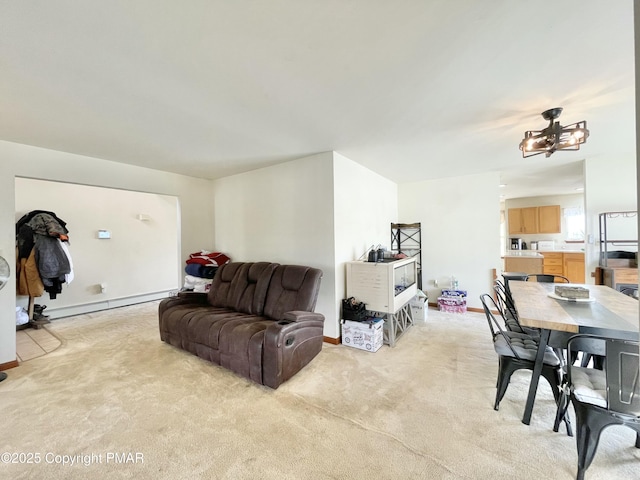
[0,1,635,199]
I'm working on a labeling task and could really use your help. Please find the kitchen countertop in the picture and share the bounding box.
[535,249,585,253]
[505,249,584,255]
[502,251,544,258]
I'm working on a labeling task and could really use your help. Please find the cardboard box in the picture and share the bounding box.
[440,289,467,298]
[410,290,428,321]
[438,303,468,314]
[342,318,384,352]
[437,296,466,306]
[437,294,467,313]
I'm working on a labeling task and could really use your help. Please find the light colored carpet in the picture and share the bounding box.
[1,302,638,479]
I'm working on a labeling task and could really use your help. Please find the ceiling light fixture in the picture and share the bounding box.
[519,107,589,158]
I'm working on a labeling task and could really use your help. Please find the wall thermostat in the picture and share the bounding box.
[97,230,111,239]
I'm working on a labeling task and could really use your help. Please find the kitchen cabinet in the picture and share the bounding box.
[563,253,586,283]
[538,205,561,234]
[508,207,538,234]
[507,205,561,235]
[542,252,564,275]
[504,255,543,274]
[541,251,585,283]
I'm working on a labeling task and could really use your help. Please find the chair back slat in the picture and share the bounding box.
[494,280,526,333]
[606,339,640,414]
[494,280,513,316]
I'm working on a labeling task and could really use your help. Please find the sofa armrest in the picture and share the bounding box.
[282,310,325,323]
[262,312,325,388]
[158,292,210,317]
[177,291,209,302]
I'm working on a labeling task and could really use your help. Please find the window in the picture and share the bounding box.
[564,206,585,241]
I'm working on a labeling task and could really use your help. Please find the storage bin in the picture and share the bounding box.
[341,318,384,352]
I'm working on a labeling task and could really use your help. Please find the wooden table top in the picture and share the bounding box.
[509,282,639,339]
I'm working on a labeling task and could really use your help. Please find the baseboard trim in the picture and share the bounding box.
[0,359,19,371]
[323,336,341,345]
[43,290,174,319]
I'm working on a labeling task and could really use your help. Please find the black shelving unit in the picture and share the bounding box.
[598,211,637,267]
[391,222,422,289]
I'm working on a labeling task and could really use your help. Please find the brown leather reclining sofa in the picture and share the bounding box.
[158,262,324,388]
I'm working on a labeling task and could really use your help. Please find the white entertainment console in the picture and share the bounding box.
[345,257,417,347]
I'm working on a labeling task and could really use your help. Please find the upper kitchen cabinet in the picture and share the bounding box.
[508,207,538,234]
[538,205,561,234]
[507,205,561,235]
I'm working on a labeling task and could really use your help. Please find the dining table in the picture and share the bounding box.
[509,281,639,425]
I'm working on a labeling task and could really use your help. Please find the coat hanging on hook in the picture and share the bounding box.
[15,210,73,300]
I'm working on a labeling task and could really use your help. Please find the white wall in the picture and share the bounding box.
[505,193,585,248]
[0,140,215,366]
[398,172,502,310]
[212,151,398,339]
[212,152,338,335]
[333,152,398,335]
[584,156,637,283]
[15,178,180,316]
[1,144,397,358]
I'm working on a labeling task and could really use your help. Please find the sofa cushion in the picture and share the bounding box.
[161,303,222,337]
[208,263,245,308]
[229,262,278,315]
[263,265,323,320]
[185,310,251,352]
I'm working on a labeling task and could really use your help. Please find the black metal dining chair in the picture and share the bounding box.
[555,334,640,480]
[494,280,541,338]
[493,280,523,331]
[501,272,528,297]
[526,273,570,283]
[619,286,638,299]
[480,294,571,433]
